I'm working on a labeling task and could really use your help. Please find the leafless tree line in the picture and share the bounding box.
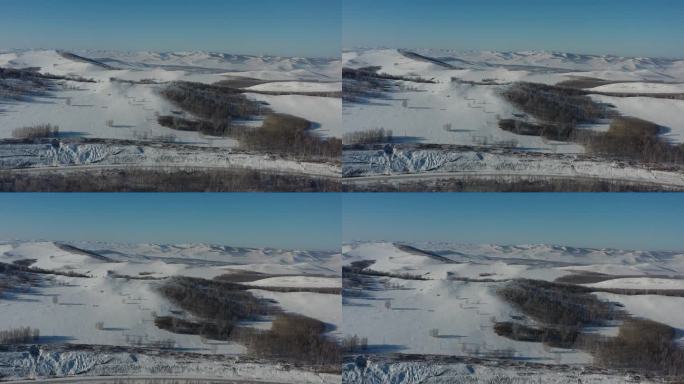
[0,168,340,192]
[0,327,39,344]
[12,124,59,139]
[343,128,393,145]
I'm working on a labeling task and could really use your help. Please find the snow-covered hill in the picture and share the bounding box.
[0,49,342,144]
[343,241,684,364]
[342,48,684,147]
[2,49,341,81]
[344,241,684,278]
[0,240,341,356]
[345,48,684,80]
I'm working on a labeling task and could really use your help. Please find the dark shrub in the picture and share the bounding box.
[241,114,341,160]
[239,314,341,367]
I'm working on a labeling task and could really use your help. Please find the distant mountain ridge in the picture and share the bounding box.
[344,48,684,78]
[0,49,342,80]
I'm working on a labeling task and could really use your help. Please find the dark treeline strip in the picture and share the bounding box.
[343,261,428,281]
[1,67,56,101]
[154,276,274,339]
[0,168,340,192]
[342,67,392,103]
[496,279,622,327]
[12,124,59,140]
[343,66,434,105]
[343,128,393,145]
[0,327,40,344]
[343,67,436,84]
[343,176,682,192]
[0,261,90,278]
[0,66,95,83]
[399,50,461,69]
[159,81,264,122]
[500,82,614,129]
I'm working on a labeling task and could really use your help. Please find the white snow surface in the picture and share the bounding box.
[244,276,341,288]
[342,242,684,364]
[585,277,684,290]
[0,141,340,177]
[343,147,684,188]
[0,49,343,143]
[0,348,340,383]
[342,48,684,149]
[245,81,341,92]
[590,82,684,93]
[0,240,341,355]
[344,357,658,384]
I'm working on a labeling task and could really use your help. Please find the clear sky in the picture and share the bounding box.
[0,0,340,57]
[343,193,684,251]
[0,194,340,251]
[344,0,684,58]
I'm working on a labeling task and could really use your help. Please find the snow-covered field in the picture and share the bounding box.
[0,240,341,355]
[342,48,684,150]
[342,242,684,366]
[0,49,342,146]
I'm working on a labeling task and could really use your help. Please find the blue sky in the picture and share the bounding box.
[343,193,684,251]
[0,0,340,57]
[0,194,340,251]
[344,0,684,58]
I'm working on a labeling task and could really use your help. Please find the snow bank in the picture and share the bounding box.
[0,141,340,177]
[590,82,684,93]
[585,277,684,290]
[343,147,684,188]
[245,81,341,92]
[344,356,656,384]
[0,348,340,383]
[244,276,341,288]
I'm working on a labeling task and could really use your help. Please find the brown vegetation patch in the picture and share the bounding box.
[236,314,341,368]
[585,117,684,164]
[240,113,341,160]
[587,319,684,376]
[495,278,684,377]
